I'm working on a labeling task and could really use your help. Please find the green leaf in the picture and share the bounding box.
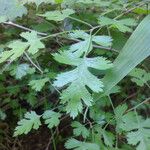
[0,50,14,63]
[114,104,137,132]
[42,110,61,129]
[103,15,150,93]
[0,0,27,21]
[94,126,115,147]
[53,46,112,118]
[0,31,45,63]
[53,51,112,69]
[23,0,55,6]
[0,16,7,23]
[38,9,75,21]
[29,77,49,92]
[71,121,89,138]
[92,35,112,47]
[8,41,28,61]
[14,111,41,136]
[55,0,63,3]
[25,92,37,107]
[11,63,30,79]
[69,30,112,47]
[98,16,137,32]
[69,38,93,57]
[76,0,110,6]
[0,109,6,120]
[100,128,115,147]
[133,8,150,15]
[129,68,150,87]
[127,119,150,150]
[65,138,100,150]
[69,30,89,40]
[20,31,45,55]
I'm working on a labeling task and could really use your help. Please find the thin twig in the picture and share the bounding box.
[3,21,47,36]
[24,52,62,94]
[68,16,93,28]
[114,1,150,19]
[127,97,150,112]
[24,51,44,74]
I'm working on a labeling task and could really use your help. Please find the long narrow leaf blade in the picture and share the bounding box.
[103,15,150,93]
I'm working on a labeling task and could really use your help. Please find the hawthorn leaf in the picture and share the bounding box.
[115,104,135,132]
[61,81,93,118]
[53,51,82,66]
[29,78,49,92]
[25,92,37,107]
[0,51,14,63]
[69,30,112,48]
[0,109,6,120]
[77,0,110,6]
[7,41,28,61]
[69,30,90,40]
[23,0,55,6]
[101,129,115,147]
[20,31,45,54]
[92,35,112,47]
[94,126,115,147]
[71,121,89,138]
[38,9,75,21]
[42,110,61,128]
[53,61,105,92]
[53,51,112,117]
[65,138,100,150]
[85,57,113,70]
[69,38,93,57]
[0,31,45,64]
[14,111,41,136]
[53,51,112,69]
[98,16,137,32]
[0,0,27,21]
[11,63,30,79]
[127,119,150,150]
[129,68,150,87]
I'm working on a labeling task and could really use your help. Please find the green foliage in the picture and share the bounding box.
[10,63,30,79]
[42,110,61,128]
[38,9,75,21]
[53,51,112,117]
[126,118,150,150]
[29,77,49,92]
[65,138,100,150]
[129,68,150,87]
[0,109,6,120]
[23,0,55,6]
[14,111,41,136]
[71,121,89,138]
[0,0,150,149]
[52,31,113,117]
[69,30,112,47]
[98,17,137,32]
[0,0,27,21]
[0,31,44,63]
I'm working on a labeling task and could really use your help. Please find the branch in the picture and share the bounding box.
[3,21,47,36]
[127,97,150,112]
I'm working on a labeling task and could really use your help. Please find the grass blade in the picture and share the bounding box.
[103,15,150,93]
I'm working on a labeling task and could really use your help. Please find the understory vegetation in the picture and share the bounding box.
[0,0,150,150]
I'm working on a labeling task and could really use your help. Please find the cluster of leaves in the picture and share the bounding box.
[0,0,150,150]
